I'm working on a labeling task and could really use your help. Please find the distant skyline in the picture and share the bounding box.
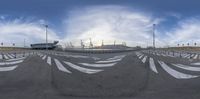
[1,0,200,47]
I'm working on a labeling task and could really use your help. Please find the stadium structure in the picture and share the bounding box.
[30,41,59,50]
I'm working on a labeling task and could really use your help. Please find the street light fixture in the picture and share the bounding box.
[153,24,156,49]
[44,25,48,50]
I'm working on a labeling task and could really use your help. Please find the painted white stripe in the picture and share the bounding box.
[0,55,2,59]
[79,62,116,67]
[158,61,198,79]
[4,55,9,59]
[0,60,23,65]
[0,65,18,71]
[193,54,198,59]
[190,62,200,65]
[183,54,188,58]
[54,59,71,73]
[10,54,15,57]
[139,55,144,59]
[191,54,195,57]
[107,55,126,60]
[6,57,25,62]
[47,56,51,65]
[64,61,103,74]
[96,58,121,63]
[92,57,101,60]
[7,54,14,59]
[142,56,147,63]
[42,55,46,60]
[149,58,158,73]
[173,64,200,72]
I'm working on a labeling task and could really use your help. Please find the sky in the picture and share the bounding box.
[1,0,200,47]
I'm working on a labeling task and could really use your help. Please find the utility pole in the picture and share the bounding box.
[89,38,93,48]
[45,25,48,50]
[24,39,25,48]
[81,40,84,49]
[153,24,156,49]
[101,40,104,46]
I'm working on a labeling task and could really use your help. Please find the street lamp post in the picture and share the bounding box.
[45,25,48,50]
[153,24,156,49]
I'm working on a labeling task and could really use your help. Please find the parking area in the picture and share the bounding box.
[0,50,200,99]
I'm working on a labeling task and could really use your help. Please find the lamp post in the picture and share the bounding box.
[153,24,156,49]
[45,25,48,50]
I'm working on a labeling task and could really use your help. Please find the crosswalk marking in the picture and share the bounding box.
[173,64,200,72]
[190,62,200,65]
[158,61,198,79]
[149,57,158,73]
[0,65,18,71]
[142,56,147,63]
[6,57,25,62]
[64,61,103,74]
[139,55,144,59]
[107,55,126,61]
[54,59,71,73]
[0,54,2,59]
[96,58,121,63]
[193,54,198,59]
[7,54,14,59]
[4,55,9,59]
[42,55,46,60]
[79,63,116,67]
[47,56,51,65]
[0,60,24,65]
[10,54,15,57]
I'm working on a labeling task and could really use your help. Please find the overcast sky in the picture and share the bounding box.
[1,0,200,47]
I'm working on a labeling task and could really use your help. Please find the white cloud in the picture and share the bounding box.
[63,5,163,47]
[0,18,59,47]
[165,17,200,46]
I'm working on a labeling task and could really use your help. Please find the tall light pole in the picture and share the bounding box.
[153,24,156,49]
[24,39,25,48]
[45,25,48,50]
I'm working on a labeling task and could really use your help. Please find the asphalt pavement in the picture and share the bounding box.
[0,50,200,99]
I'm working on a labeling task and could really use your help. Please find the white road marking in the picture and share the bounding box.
[42,55,46,60]
[79,62,116,67]
[107,55,126,60]
[158,61,198,79]
[139,55,144,59]
[54,59,71,73]
[10,54,15,57]
[149,58,158,73]
[0,65,18,71]
[47,56,51,65]
[96,58,121,63]
[173,64,200,72]
[193,54,198,59]
[0,60,24,65]
[3,55,9,59]
[64,61,103,74]
[142,56,147,63]
[7,54,14,59]
[6,57,25,61]
[92,57,101,60]
[190,62,200,65]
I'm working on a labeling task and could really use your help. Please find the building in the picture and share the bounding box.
[30,41,59,50]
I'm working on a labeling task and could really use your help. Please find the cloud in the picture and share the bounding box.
[63,5,163,47]
[0,17,59,47]
[165,17,200,46]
